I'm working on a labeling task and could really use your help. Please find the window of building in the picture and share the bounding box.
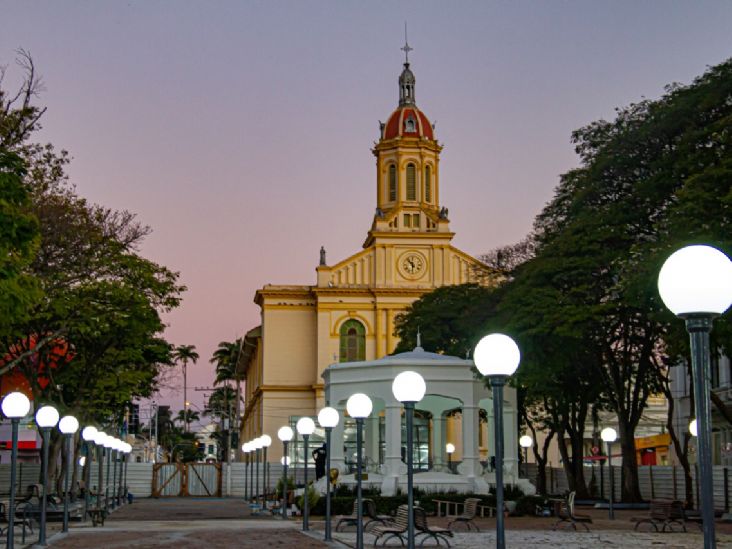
[406,163,416,200]
[388,164,397,201]
[339,319,365,362]
[425,165,432,203]
[405,115,416,132]
[412,214,420,228]
[404,214,411,228]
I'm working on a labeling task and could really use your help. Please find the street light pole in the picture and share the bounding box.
[59,416,79,533]
[601,428,617,519]
[2,392,31,549]
[317,407,340,542]
[658,244,732,549]
[262,435,272,508]
[278,426,294,520]
[446,443,455,474]
[519,435,532,479]
[36,406,60,546]
[296,418,315,531]
[80,426,98,523]
[346,393,372,549]
[474,333,521,549]
[393,371,427,549]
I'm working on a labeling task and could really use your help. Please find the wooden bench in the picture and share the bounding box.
[371,504,409,546]
[447,497,481,532]
[631,499,686,532]
[414,506,453,547]
[433,498,495,519]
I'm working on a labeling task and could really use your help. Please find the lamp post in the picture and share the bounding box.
[446,443,455,474]
[601,427,617,520]
[241,443,250,500]
[58,415,79,533]
[261,435,272,509]
[317,407,339,541]
[2,392,30,549]
[122,442,131,503]
[110,439,119,509]
[35,405,60,545]
[80,426,97,524]
[346,393,373,549]
[658,244,732,549]
[255,437,265,508]
[278,426,294,520]
[296,418,316,531]
[117,440,125,506]
[474,333,521,549]
[519,435,532,479]
[93,431,107,513]
[393,371,427,549]
[103,435,113,513]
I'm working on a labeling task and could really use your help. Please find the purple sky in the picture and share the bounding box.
[3,2,732,417]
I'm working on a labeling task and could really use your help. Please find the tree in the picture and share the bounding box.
[210,339,245,454]
[172,344,199,432]
[175,408,200,427]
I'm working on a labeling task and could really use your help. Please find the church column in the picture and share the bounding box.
[375,306,383,359]
[457,405,482,478]
[386,310,394,354]
[503,406,518,480]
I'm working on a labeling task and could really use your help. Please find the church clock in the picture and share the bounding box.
[399,252,426,278]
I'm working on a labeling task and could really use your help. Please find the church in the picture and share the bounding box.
[240,49,500,466]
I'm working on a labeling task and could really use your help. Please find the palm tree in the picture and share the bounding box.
[172,344,199,432]
[175,408,200,427]
[210,340,245,461]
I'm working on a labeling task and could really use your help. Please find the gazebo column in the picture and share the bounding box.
[457,405,482,480]
[365,415,380,470]
[486,402,495,472]
[380,403,403,496]
[330,406,347,472]
[431,414,447,472]
[503,406,518,479]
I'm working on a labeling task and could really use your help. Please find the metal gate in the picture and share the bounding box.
[152,463,221,497]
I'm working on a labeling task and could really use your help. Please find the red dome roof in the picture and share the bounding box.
[383,107,434,140]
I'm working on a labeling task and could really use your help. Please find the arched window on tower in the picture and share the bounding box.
[406,163,416,201]
[389,164,397,202]
[339,319,366,362]
[425,165,432,203]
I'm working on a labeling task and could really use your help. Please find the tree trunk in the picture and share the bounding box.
[661,365,694,508]
[617,421,643,502]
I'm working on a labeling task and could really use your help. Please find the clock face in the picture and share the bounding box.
[400,253,426,277]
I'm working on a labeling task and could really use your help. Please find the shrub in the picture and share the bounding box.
[296,484,320,511]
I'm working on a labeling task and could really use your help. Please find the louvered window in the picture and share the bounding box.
[406,163,416,200]
[425,165,432,203]
[389,165,397,201]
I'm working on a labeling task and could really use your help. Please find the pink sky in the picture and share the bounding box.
[3,2,732,419]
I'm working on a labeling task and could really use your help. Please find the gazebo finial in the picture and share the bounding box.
[415,328,424,352]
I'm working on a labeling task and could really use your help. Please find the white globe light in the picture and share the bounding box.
[318,407,340,428]
[124,443,132,453]
[601,427,617,443]
[2,392,30,419]
[35,405,60,429]
[658,245,732,315]
[296,417,316,436]
[93,431,107,445]
[261,434,272,448]
[103,435,115,448]
[59,415,79,435]
[241,443,249,453]
[519,435,533,448]
[280,456,291,466]
[473,334,521,377]
[78,456,86,467]
[392,371,427,403]
[346,393,373,419]
[445,443,456,454]
[689,419,698,437]
[254,437,265,449]
[81,425,98,441]
[278,426,294,442]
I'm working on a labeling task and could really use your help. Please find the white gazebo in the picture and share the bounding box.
[322,345,532,496]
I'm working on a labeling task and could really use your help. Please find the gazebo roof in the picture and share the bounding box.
[333,346,471,370]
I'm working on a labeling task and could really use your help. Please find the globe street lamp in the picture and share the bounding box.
[122,442,132,503]
[474,333,521,549]
[393,371,427,549]
[241,442,250,500]
[600,427,617,520]
[58,415,79,533]
[295,418,316,531]
[346,393,373,549]
[80,426,98,522]
[2,392,30,549]
[110,438,119,509]
[253,437,264,508]
[103,434,114,513]
[261,435,272,508]
[690,419,698,437]
[116,439,125,506]
[519,435,532,479]
[92,431,107,513]
[318,407,339,542]
[658,244,732,549]
[278,426,294,520]
[35,405,59,545]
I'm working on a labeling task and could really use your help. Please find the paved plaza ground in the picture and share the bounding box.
[30,498,732,548]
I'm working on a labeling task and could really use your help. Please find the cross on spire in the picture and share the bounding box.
[401,22,413,63]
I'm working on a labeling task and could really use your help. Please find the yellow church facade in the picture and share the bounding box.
[241,55,494,460]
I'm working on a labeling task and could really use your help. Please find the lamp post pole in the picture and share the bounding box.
[264,445,269,508]
[96,436,105,513]
[105,440,111,513]
[474,333,521,549]
[405,402,416,549]
[302,433,310,530]
[111,445,118,510]
[282,441,289,519]
[255,444,260,507]
[607,441,614,519]
[58,415,79,534]
[39,426,52,545]
[83,440,93,517]
[490,376,507,549]
[356,417,364,549]
[658,245,732,549]
[8,417,20,548]
[318,406,339,542]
